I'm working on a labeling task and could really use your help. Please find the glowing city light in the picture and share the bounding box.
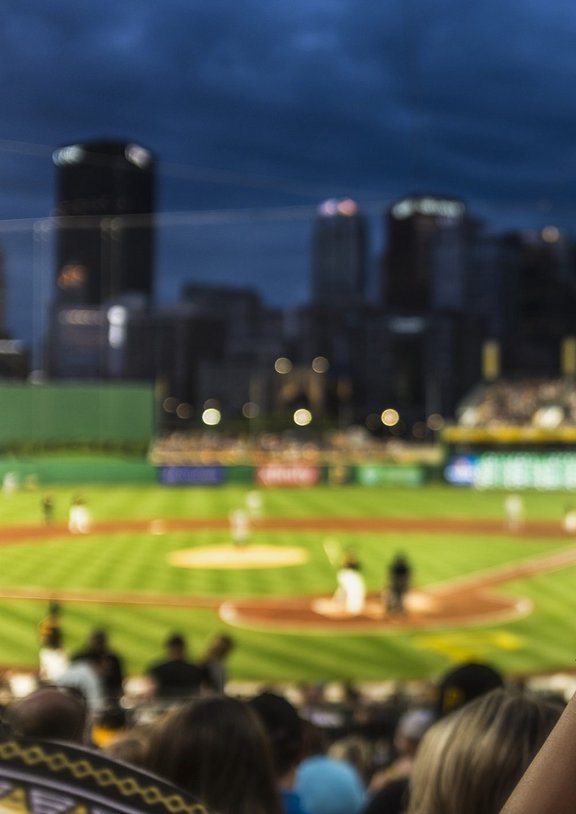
[242,401,260,419]
[318,199,339,216]
[336,198,358,216]
[107,306,127,326]
[427,413,445,431]
[52,145,85,165]
[202,407,221,426]
[542,225,560,243]
[365,414,381,431]
[274,357,293,374]
[381,408,400,427]
[125,144,152,168]
[176,403,193,419]
[391,197,465,220]
[293,408,312,426]
[311,356,330,373]
[318,198,359,217]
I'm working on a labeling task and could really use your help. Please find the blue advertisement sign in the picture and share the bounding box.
[158,466,226,485]
[444,455,478,486]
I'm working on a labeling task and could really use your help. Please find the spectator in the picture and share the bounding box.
[434,661,504,718]
[406,688,563,814]
[368,708,434,795]
[199,633,235,694]
[39,626,69,684]
[4,687,88,743]
[91,704,128,749]
[328,735,373,786]
[500,687,576,814]
[296,722,366,814]
[250,691,310,814]
[104,723,153,769]
[72,629,124,703]
[363,663,504,814]
[143,696,282,814]
[147,633,205,702]
[0,730,213,814]
[56,651,106,713]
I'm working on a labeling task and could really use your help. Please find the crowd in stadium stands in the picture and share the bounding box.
[459,378,576,428]
[149,429,441,466]
[0,619,574,813]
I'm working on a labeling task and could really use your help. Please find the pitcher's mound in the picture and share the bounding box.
[169,544,309,570]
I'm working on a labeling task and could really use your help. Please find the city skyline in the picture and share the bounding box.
[2,0,576,353]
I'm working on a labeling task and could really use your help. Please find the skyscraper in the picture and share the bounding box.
[49,140,155,379]
[498,228,576,376]
[52,140,155,306]
[311,198,367,307]
[380,195,482,423]
[384,195,467,311]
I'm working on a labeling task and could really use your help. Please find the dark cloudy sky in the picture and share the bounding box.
[2,0,576,356]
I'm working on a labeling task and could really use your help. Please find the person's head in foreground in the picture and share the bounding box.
[4,687,88,744]
[143,695,282,814]
[407,688,564,814]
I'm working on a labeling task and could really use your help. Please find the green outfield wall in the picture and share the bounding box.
[0,455,156,484]
[0,382,154,447]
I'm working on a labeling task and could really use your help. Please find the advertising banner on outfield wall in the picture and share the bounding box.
[444,453,576,489]
[256,464,321,487]
[158,466,226,485]
[444,455,478,486]
[355,464,425,487]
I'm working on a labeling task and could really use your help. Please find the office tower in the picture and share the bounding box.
[384,195,467,312]
[178,283,285,417]
[0,247,6,337]
[380,195,483,424]
[53,140,155,306]
[498,228,576,376]
[311,198,367,307]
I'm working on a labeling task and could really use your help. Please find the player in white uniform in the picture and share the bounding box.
[563,506,576,535]
[229,508,251,546]
[245,490,263,520]
[69,496,91,534]
[504,494,524,532]
[324,540,366,616]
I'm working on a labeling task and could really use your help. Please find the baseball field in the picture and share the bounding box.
[0,479,575,684]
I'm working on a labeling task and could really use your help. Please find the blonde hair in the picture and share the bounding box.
[408,689,563,814]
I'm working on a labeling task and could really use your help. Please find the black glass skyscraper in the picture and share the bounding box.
[384,195,467,312]
[52,140,155,306]
[311,198,367,307]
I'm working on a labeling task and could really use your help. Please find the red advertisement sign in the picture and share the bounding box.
[256,465,320,487]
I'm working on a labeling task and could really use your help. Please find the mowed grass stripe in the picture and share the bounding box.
[0,529,568,598]
[0,483,576,681]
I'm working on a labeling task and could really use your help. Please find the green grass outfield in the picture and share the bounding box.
[0,483,575,683]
